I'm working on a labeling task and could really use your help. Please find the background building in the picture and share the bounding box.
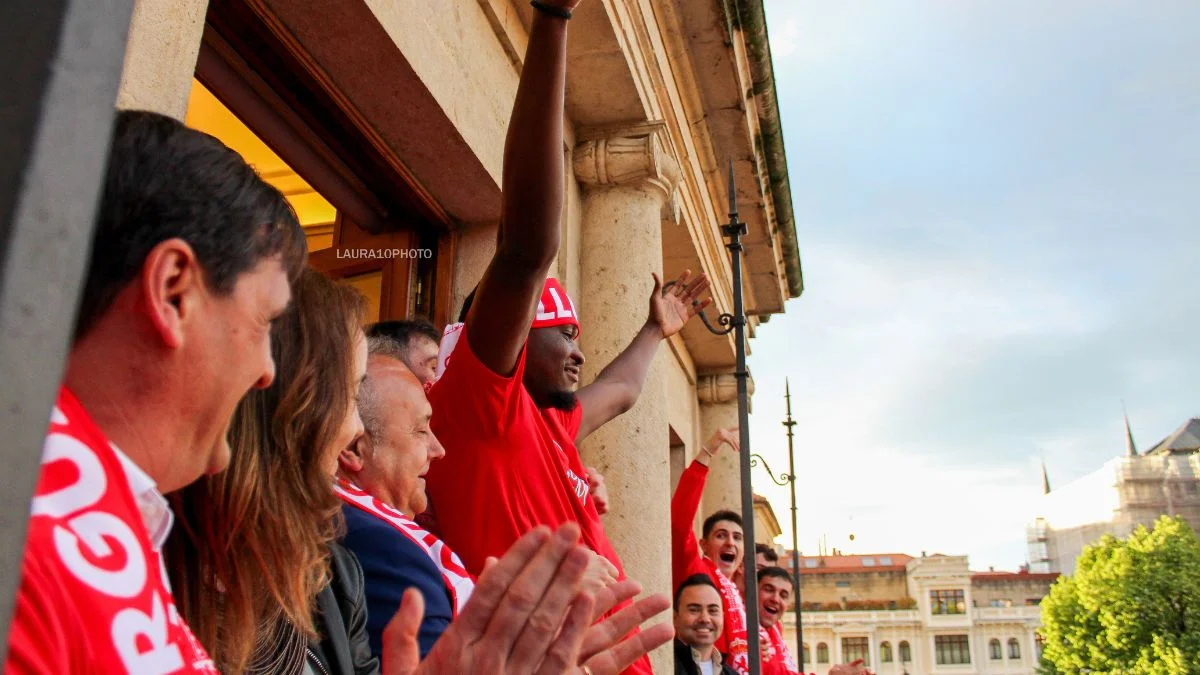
[1028,417,1200,574]
[779,552,1055,675]
[109,0,800,670]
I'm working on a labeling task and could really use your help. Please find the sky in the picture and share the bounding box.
[747,0,1200,571]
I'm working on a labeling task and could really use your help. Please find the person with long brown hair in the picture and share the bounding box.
[166,267,371,674]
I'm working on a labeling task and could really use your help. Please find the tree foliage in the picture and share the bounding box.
[1039,516,1200,674]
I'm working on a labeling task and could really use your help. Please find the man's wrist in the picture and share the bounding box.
[643,318,667,341]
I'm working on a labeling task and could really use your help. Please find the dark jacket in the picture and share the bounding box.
[307,543,380,675]
[341,504,454,659]
[674,639,738,675]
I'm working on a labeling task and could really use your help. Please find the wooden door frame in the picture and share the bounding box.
[195,0,457,326]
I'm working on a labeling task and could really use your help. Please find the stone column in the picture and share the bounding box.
[574,124,679,673]
[698,371,751,519]
[115,0,209,119]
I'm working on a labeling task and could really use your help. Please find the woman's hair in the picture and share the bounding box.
[166,268,365,673]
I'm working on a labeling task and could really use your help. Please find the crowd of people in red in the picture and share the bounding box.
[4,1,872,673]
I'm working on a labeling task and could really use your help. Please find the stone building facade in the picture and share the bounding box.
[777,553,1055,675]
[111,0,801,670]
[1028,417,1200,575]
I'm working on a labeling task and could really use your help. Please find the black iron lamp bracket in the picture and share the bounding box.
[751,453,793,486]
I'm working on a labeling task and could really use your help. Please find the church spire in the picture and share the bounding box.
[1041,460,1051,495]
[1124,406,1139,457]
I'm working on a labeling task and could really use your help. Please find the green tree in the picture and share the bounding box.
[1039,516,1200,674]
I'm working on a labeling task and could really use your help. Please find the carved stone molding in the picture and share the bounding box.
[697,371,756,404]
[573,122,681,221]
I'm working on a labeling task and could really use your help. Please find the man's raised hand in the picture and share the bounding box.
[649,270,711,339]
[696,426,739,467]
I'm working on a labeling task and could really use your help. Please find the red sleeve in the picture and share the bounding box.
[429,327,528,439]
[5,555,71,674]
[671,460,709,592]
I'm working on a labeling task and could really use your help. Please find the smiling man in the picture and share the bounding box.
[756,567,799,675]
[673,575,737,675]
[6,110,306,673]
[336,346,470,659]
[670,427,753,674]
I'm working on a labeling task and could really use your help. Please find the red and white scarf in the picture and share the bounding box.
[334,479,474,615]
[19,389,218,673]
[766,622,799,674]
[706,560,751,675]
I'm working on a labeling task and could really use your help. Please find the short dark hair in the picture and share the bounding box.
[76,110,306,339]
[458,287,477,323]
[702,510,743,539]
[366,318,439,346]
[756,543,779,562]
[757,566,793,588]
[674,573,718,608]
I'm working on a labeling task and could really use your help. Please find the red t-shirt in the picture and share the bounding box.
[5,388,217,674]
[426,330,651,674]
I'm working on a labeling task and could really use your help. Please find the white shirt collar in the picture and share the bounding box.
[110,443,174,551]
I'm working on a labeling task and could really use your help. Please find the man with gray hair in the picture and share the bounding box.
[335,338,463,659]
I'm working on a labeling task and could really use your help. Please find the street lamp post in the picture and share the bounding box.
[749,379,803,672]
[693,161,762,673]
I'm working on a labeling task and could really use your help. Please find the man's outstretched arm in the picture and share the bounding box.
[465,1,579,376]
[575,270,710,442]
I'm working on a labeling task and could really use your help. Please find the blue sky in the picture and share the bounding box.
[747,0,1200,570]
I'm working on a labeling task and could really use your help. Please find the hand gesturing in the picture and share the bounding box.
[649,270,711,339]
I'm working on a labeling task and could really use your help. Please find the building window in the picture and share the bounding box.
[842,637,870,666]
[989,639,1002,660]
[862,557,876,567]
[989,598,1012,607]
[879,556,893,565]
[1035,634,1045,658]
[931,589,966,615]
[836,580,851,588]
[899,640,912,663]
[802,644,811,664]
[1008,638,1021,659]
[817,643,829,664]
[880,641,893,663]
[935,635,971,665]
[1025,597,1043,606]
[804,559,819,568]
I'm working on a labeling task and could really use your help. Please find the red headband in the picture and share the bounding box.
[533,278,581,335]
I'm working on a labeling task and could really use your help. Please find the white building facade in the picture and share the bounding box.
[781,555,1051,675]
[1028,417,1200,574]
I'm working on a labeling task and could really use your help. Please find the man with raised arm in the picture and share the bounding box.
[422,1,706,673]
[670,427,752,675]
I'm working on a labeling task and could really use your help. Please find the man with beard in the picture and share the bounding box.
[673,575,737,675]
[756,567,799,675]
[670,427,752,674]
[421,5,708,674]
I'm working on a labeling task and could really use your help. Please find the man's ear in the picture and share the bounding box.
[140,239,201,350]
[339,434,370,473]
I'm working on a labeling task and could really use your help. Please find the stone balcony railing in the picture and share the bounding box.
[787,609,922,627]
[972,605,1043,623]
